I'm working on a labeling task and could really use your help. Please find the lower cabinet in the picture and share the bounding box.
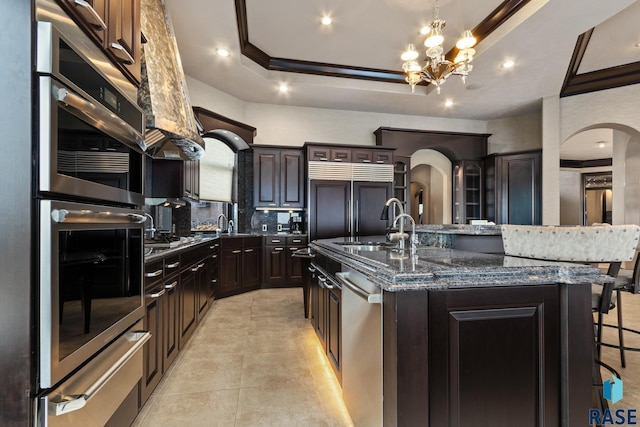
[263,235,308,286]
[162,273,179,372]
[219,236,262,296]
[309,256,342,382]
[141,280,163,405]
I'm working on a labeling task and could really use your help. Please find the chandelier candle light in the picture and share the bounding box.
[401,0,476,94]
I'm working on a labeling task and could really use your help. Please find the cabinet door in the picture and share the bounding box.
[141,286,163,405]
[264,245,286,285]
[106,0,141,83]
[308,146,331,161]
[208,245,219,302]
[331,148,351,163]
[327,286,341,381]
[184,160,194,199]
[287,246,304,284]
[179,267,197,347]
[352,149,373,164]
[57,0,107,45]
[373,150,393,164]
[309,180,350,240]
[280,150,304,208]
[496,152,541,225]
[315,278,327,349]
[196,260,209,319]
[163,276,179,370]
[353,181,392,236]
[242,246,261,288]
[254,149,280,207]
[393,157,411,217]
[219,249,242,293]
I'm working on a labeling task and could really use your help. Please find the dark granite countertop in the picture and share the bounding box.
[415,224,502,235]
[144,236,218,262]
[310,236,613,292]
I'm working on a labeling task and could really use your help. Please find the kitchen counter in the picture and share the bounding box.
[308,236,601,426]
[310,236,612,291]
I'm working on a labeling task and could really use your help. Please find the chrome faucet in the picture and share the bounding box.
[380,197,404,222]
[216,214,228,233]
[392,214,417,254]
[144,213,156,239]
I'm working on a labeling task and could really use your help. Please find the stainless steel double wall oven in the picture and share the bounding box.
[35,6,150,424]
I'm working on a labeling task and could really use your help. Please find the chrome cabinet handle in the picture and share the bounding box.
[291,239,302,243]
[211,279,217,283]
[147,289,166,298]
[308,266,316,273]
[164,281,178,290]
[274,247,284,251]
[271,239,281,243]
[211,255,218,259]
[109,42,135,65]
[144,269,162,278]
[47,331,150,416]
[244,249,254,253]
[209,244,219,249]
[232,249,242,254]
[73,0,107,30]
[166,261,180,269]
[191,263,205,272]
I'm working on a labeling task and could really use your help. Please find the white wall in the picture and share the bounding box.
[186,76,487,147]
[487,112,542,154]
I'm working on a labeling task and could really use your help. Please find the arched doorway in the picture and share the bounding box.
[410,149,452,225]
[559,124,640,226]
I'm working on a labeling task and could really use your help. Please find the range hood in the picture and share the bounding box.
[138,0,204,160]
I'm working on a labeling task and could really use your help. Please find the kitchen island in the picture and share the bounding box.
[415,224,504,253]
[309,236,611,427]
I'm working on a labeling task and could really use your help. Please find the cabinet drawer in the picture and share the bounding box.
[220,237,243,250]
[373,150,393,164]
[164,254,181,276]
[265,236,286,245]
[144,259,164,288]
[244,236,263,248]
[308,147,331,161]
[286,236,307,246]
[331,149,351,163]
[352,149,373,163]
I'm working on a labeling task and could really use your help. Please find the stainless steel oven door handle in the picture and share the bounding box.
[53,85,146,152]
[48,331,151,416]
[51,208,146,224]
[336,272,381,304]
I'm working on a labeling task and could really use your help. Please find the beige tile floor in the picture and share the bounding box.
[132,288,354,427]
[133,286,640,427]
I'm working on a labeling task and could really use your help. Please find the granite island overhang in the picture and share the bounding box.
[309,236,611,427]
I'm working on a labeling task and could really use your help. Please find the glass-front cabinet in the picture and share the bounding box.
[453,161,482,224]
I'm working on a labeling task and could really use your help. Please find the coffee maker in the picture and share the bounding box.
[289,215,305,234]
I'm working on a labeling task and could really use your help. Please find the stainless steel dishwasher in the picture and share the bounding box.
[336,266,383,427]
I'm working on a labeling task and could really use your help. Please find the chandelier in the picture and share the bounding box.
[401,0,477,94]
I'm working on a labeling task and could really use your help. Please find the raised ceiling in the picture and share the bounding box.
[165,0,640,158]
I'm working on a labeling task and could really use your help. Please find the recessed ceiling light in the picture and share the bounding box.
[502,60,515,69]
[596,141,608,148]
[635,42,640,48]
[321,16,332,26]
[444,99,454,107]
[216,48,230,57]
[419,25,431,35]
[278,84,289,93]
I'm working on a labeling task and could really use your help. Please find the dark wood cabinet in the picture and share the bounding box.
[195,259,209,318]
[207,241,219,302]
[352,149,394,164]
[57,0,107,45]
[353,181,392,236]
[453,160,483,224]
[312,274,327,349]
[56,0,141,86]
[106,0,141,84]
[308,146,351,163]
[162,273,179,372]
[145,157,184,198]
[484,150,541,225]
[309,180,350,240]
[141,278,163,405]
[263,235,307,286]
[179,264,198,347]
[253,148,304,209]
[218,236,262,296]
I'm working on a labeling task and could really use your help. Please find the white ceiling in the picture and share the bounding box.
[164,0,640,159]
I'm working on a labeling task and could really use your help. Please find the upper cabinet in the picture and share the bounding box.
[254,147,305,209]
[308,146,394,164]
[57,0,142,85]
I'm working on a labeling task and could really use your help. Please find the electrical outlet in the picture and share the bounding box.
[277,224,283,232]
[262,224,267,232]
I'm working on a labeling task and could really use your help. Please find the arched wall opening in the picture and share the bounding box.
[410,149,452,224]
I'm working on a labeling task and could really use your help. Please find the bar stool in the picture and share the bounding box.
[598,252,640,367]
